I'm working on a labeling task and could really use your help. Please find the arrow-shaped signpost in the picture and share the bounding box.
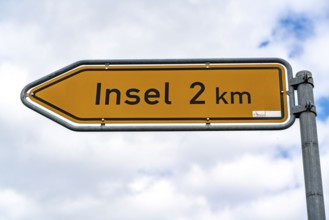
[21,59,295,131]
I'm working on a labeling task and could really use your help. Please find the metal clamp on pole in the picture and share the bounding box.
[292,101,317,118]
[294,70,326,220]
[290,70,314,89]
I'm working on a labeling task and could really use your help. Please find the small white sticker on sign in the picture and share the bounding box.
[253,111,282,118]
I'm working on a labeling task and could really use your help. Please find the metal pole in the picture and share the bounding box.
[295,71,326,220]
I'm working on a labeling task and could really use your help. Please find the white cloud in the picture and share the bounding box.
[0,189,38,219]
[229,188,306,220]
[176,153,303,206]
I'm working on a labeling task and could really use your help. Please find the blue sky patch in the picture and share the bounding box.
[277,12,314,41]
[259,40,270,48]
[261,12,316,58]
[317,97,329,121]
[258,12,315,57]
[288,44,304,58]
[275,147,291,159]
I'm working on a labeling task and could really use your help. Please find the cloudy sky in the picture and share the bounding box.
[0,0,328,219]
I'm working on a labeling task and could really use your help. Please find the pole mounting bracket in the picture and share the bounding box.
[289,73,314,89]
[293,101,317,118]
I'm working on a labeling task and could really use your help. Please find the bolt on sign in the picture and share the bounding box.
[21,59,295,131]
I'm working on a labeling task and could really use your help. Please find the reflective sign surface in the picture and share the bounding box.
[21,59,295,131]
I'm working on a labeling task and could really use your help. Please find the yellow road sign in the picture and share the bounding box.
[21,59,295,131]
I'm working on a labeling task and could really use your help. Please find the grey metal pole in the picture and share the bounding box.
[295,71,326,220]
